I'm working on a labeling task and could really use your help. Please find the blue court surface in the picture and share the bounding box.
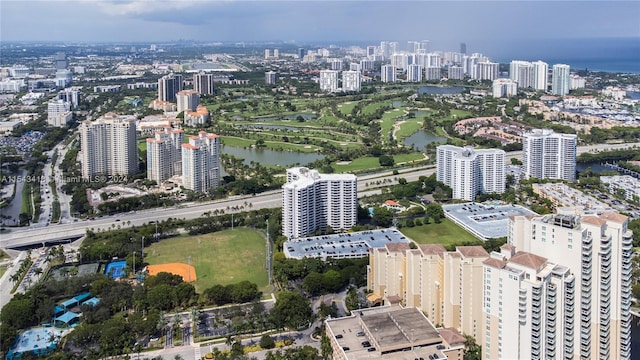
[104,260,127,279]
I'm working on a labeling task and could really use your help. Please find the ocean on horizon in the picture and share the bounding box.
[487,37,640,74]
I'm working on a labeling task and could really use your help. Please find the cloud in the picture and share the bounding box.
[95,0,205,16]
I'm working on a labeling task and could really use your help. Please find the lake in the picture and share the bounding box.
[0,169,26,226]
[576,161,617,174]
[403,131,447,151]
[235,124,302,132]
[221,145,324,167]
[252,113,317,122]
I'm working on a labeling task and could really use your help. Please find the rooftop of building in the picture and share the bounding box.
[284,167,356,188]
[443,202,537,240]
[418,244,447,256]
[533,183,611,214]
[82,112,137,125]
[456,246,489,258]
[509,251,548,271]
[326,306,454,360]
[283,228,410,260]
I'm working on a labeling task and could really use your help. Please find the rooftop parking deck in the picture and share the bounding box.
[443,202,537,240]
[283,228,410,260]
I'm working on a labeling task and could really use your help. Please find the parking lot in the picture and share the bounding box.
[443,202,536,240]
[284,228,410,260]
[162,300,276,343]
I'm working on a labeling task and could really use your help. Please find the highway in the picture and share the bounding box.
[0,168,432,249]
[1,141,638,250]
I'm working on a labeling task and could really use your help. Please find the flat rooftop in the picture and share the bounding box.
[326,307,449,360]
[283,228,410,260]
[443,202,537,240]
[534,183,611,214]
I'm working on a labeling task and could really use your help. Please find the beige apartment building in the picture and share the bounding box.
[368,243,489,342]
[80,113,139,179]
[507,210,632,359]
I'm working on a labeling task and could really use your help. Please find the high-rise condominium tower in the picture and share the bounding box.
[552,64,570,96]
[510,60,535,89]
[437,145,506,201]
[381,65,396,83]
[319,70,339,92]
[54,52,67,70]
[406,64,423,83]
[341,71,361,92]
[522,129,577,182]
[493,79,518,98]
[146,127,184,184]
[80,113,139,179]
[193,73,215,95]
[483,246,576,360]
[176,90,200,113]
[475,62,499,80]
[282,167,357,239]
[158,74,183,102]
[368,244,489,342]
[501,211,633,360]
[181,131,220,192]
[532,61,549,91]
[265,71,277,85]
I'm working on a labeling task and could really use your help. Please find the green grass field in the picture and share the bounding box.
[439,109,473,124]
[379,109,406,142]
[0,267,6,279]
[339,101,359,115]
[395,119,423,140]
[362,101,391,115]
[221,136,321,153]
[333,153,425,173]
[144,228,269,293]
[393,153,425,164]
[399,219,481,249]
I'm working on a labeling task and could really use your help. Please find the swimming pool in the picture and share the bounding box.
[6,326,63,360]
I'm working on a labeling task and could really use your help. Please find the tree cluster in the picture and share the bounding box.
[203,281,262,306]
[273,256,368,292]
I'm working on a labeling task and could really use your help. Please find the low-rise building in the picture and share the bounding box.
[93,85,121,93]
[601,175,640,202]
[0,121,21,136]
[149,99,177,112]
[183,105,210,127]
[325,306,465,360]
[532,182,612,214]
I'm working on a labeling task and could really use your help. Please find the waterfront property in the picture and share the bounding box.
[443,202,537,240]
[283,228,409,260]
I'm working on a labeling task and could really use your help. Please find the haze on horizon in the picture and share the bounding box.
[1,0,639,56]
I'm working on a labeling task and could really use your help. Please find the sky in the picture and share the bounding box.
[1,1,639,49]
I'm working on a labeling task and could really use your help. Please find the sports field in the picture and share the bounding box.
[399,218,481,249]
[144,228,269,292]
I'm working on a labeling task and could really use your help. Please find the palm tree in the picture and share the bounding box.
[225,334,235,347]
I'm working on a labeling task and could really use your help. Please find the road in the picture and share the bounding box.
[0,252,27,310]
[1,141,638,250]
